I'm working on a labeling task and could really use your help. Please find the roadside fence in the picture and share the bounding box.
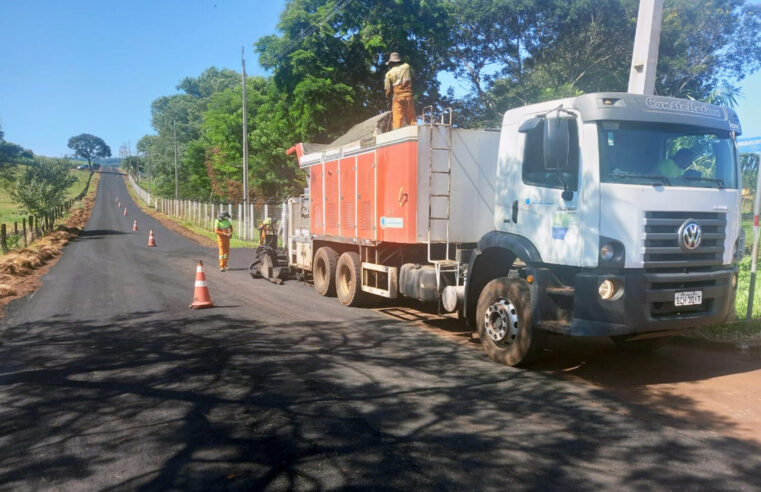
[127,174,284,243]
[0,171,94,255]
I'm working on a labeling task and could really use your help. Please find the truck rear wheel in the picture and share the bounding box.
[313,247,338,296]
[476,277,545,367]
[336,251,366,307]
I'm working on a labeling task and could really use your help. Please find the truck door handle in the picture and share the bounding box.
[512,200,519,223]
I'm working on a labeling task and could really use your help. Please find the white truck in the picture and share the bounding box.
[283,92,743,366]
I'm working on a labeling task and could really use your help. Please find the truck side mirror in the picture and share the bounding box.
[543,115,571,171]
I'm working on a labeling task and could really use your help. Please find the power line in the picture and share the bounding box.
[271,0,354,61]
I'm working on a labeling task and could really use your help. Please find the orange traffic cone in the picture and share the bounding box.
[189,260,214,309]
[117,201,121,208]
[123,208,128,216]
[147,229,156,247]
[132,220,138,231]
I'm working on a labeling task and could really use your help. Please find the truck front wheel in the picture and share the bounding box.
[336,251,366,307]
[476,277,545,367]
[313,247,338,296]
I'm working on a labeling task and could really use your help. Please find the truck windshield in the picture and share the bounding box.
[598,121,738,189]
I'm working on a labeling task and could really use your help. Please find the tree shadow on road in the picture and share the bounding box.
[0,311,760,490]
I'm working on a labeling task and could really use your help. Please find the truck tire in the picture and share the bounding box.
[336,251,367,306]
[476,277,545,367]
[313,247,338,296]
[611,335,670,353]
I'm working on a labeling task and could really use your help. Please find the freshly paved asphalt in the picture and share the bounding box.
[1,172,760,490]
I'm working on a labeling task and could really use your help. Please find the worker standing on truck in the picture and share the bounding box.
[214,211,233,271]
[384,52,416,129]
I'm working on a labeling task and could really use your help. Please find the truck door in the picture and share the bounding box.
[507,114,583,266]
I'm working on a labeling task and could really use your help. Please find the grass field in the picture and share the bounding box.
[0,168,92,225]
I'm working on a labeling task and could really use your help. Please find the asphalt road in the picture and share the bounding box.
[1,172,760,490]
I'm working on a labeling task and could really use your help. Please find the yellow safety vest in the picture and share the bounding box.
[385,63,414,97]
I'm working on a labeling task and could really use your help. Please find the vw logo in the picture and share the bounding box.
[679,220,702,250]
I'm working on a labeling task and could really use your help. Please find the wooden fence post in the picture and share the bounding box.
[22,218,27,247]
[1,224,7,254]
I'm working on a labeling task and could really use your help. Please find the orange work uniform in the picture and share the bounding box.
[384,63,416,129]
[214,218,232,269]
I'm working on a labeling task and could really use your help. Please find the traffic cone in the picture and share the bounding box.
[117,201,121,208]
[189,260,214,309]
[132,220,138,231]
[147,229,156,247]
[123,208,128,216]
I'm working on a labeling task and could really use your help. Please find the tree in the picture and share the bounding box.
[446,0,761,125]
[67,134,111,169]
[0,122,34,184]
[11,158,76,217]
[256,0,453,142]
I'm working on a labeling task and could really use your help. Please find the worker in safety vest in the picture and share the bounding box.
[384,52,416,129]
[214,211,233,271]
[258,217,276,249]
[657,148,695,179]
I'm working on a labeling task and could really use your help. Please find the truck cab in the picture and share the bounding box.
[468,92,743,365]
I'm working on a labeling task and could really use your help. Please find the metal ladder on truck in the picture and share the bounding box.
[422,106,460,296]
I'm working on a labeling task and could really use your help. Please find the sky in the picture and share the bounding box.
[0,0,287,157]
[1,0,760,158]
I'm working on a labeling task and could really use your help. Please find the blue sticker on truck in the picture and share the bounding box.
[380,216,403,229]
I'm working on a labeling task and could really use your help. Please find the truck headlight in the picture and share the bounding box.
[598,279,622,301]
[599,279,615,300]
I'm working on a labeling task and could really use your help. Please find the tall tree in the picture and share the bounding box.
[11,158,76,217]
[447,0,761,125]
[67,134,111,169]
[256,0,453,142]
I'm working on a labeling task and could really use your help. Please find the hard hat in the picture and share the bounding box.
[386,52,401,65]
[218,211,230,220]
[263,217,272,225]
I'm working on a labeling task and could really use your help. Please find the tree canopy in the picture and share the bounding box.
[136,0,761,202]
[67,133,112,168]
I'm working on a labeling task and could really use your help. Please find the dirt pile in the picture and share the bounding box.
[0,174,99,313]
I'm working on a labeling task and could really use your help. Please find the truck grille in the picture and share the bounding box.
[643,211,726,270]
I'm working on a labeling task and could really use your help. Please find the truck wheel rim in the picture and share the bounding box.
[484,298,519,344]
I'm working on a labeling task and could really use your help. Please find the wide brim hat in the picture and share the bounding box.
[386,52,401,65]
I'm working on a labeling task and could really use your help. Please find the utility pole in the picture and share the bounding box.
[173,120,179,199]
[147,148,151,195]
[743,144,761,320]
[241,46,250,240]
[627,0,664,95]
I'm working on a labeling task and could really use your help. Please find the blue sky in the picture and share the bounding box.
[0,0,286,157]
[1,0,760,158]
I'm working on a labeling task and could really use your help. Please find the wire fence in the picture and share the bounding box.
[127,174,284,242]
[0,171,94,255]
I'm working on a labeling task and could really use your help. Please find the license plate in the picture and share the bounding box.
[675,291,702,306]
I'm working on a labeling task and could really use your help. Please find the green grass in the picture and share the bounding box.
[734,256,761,318]
[123,175,258,249]
[0,169,91,224]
